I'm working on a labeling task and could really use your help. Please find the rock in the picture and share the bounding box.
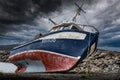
[97,52,108,58]
[105,56,111,60]
[96,60,103,67]
[0,50,9,62]
[115,59,120,65]
[118,55,120,59]
[0,49,120,73]
[90,64,102,72]
[71,49,120,73]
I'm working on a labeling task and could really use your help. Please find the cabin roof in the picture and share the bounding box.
[49,22,98,33]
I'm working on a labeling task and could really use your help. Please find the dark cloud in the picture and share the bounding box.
[0,0,62,35]
[0,0,93,35]
[0,0,62,22]
[0,0,120,52]
[0,0,94,22]
[93,0,120,51]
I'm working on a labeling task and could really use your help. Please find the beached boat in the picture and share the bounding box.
[8,4,99,73]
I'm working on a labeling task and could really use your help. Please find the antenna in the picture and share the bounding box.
[49,18,57,25]
[72,3,86,22]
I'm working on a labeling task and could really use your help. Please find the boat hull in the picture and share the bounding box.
[8,30,99,73]
[9,50,79,73]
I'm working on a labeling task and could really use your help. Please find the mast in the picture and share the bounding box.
[49,18,57,25]
[72,3,86,22]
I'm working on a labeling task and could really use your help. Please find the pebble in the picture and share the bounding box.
[0,49,120,73]
[70,49,120,73]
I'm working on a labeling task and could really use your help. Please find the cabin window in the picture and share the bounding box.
[50,24,79,32]
[63,26,70,30]
[71,26,78,30]
[51,28,61,32]
[59,27,64,30]
[50,28,58,32]
[50,29,55,32]
[63,25,75,30]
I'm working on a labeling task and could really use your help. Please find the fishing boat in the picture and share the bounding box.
[8,4,99,73]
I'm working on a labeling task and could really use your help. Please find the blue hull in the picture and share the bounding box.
[8,28,99,72]
[10,30,98,59]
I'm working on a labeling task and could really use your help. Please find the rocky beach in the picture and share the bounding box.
[0,49,120,80]
[70,49,120,73]
[0,49,120,73]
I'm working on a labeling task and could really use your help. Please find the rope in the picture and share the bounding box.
[86,32,91,74]
[82,13,91,25]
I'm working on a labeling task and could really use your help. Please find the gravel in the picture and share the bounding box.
[0,49,120,73]
[70,49,120,73]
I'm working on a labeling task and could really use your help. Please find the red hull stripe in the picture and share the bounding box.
[8,50,79,72]
[15,66,26,73]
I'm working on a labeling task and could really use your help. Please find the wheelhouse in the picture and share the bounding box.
[49,22,98,34]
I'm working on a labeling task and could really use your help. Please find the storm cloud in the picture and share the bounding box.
[0,0,62,34]
[0,0,120,51]
[0,0,92,41]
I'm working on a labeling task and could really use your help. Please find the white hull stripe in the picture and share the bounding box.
[9,50,81,60]
[40,32,86,40]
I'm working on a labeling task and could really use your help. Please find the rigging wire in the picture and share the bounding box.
[86,32,91,74]
[81,12,91,25]
[79,10,92,73]
[81,7,91,74]
[76,4,91,73]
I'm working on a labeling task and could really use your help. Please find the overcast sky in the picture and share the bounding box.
[0,0,120,51]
